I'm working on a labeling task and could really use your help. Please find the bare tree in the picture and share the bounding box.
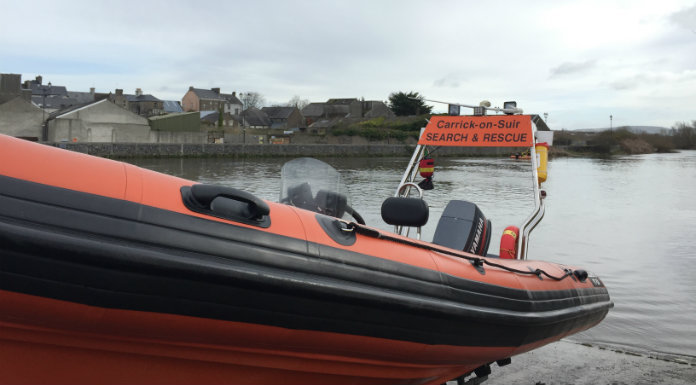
[240,92,266,110]
[287,95,310,110]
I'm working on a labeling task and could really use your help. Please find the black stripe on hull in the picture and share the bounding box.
[0,174,612,347]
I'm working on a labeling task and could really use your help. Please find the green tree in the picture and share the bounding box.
[388,91,432,116]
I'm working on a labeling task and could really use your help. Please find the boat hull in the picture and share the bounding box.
[0,135,612,384]
[1,289,603,385]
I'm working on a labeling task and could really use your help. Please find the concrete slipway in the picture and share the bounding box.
[446,340,695,385]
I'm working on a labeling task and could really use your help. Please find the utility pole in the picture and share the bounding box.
[240,92,246,145]
[610,114,613,139]
[41,82,52,141]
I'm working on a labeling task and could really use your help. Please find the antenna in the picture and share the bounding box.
[414,97,524,115]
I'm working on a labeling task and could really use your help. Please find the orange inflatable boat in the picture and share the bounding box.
[0,109,611,385]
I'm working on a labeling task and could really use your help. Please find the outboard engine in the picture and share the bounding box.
[432,200,492,256]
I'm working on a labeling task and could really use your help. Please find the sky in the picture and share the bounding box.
[1,0,695,130]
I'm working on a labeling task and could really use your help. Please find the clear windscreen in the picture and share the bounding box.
[279,157,352,220]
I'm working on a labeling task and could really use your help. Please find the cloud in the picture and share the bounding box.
[609,74,653,90]
[670,4,696,33]
[2,0,695,130]
[549,60,597,77]
[609,69,696,91]
[433,74,462,88]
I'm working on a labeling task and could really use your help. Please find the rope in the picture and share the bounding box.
[348,223,574,281]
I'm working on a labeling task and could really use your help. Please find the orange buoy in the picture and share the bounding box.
[499,225,519,259]
[536,142,549,184]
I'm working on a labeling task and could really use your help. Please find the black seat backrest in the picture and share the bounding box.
[286,182,316,211]
[432,200,491,256]
[381,197,429,228]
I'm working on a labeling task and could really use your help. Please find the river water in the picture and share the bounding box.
[128,151,696,358]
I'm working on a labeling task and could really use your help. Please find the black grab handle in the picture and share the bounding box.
[181,184,270,228]
[190,184,270,217]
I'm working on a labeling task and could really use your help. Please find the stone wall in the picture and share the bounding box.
[48,142,518,158]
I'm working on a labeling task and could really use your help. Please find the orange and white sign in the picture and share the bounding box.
[419,115,533,147]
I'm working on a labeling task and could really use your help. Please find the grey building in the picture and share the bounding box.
[261,106,305,130]
[326,98,363,118]
[24,76,102,113]
[109,88,164,117]
[363,100,396,118]
[220,91,243,115]
[1,73,48,140]
[300,103,326,125]
[47,99,151,142]
[301,98,394,126]
[241,107,271,129]
[0,73,31,104]
[0,97,44,140]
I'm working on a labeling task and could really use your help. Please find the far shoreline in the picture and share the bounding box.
[43,140,687,160]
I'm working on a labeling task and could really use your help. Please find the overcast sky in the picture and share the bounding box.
[2,0,695,130]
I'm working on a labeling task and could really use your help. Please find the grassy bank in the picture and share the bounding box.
[329,117,696,158]
[552,126,696,157]
[330,115,428,142]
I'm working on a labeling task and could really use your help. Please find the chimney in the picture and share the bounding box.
[90,87,95,95]
[116,89,123,96]
[36,75,42,85]
[232,91,236,97]
[189,86,194,91]
[135,88,142,96]
[211,87,220,94]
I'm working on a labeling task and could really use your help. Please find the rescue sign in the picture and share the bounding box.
[419,115,533,147]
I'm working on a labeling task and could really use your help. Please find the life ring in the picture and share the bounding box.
[499,225,519,259]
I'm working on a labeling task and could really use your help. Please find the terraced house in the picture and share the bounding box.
[109,88,164,117]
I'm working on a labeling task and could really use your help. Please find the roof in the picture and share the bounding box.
[29,84,68,96]
[531,114,551,131]
[301,103,326,117]
[201,111,221,123]
[125,94,162,103]
[67,91,96,104]
[220,93,242,105]
[199,110,217,119]
[47,99,148,125]
[261,106,296,119]
[308,119,338,129]
[242,107,271,127]
[363,101,395,118]
[326,104,350,116]
[47,99,106,120]
[190,88,225,101]
[31,94,81,110]
[148,111,198,121]
[327,98,359,105]
[163,100,183,113]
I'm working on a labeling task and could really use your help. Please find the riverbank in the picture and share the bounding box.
[448,340,696,385]
[44,140,690,159]
[47,142,519,158]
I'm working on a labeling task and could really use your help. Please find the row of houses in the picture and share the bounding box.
[183,86,394,131]
[0,73,394,143]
